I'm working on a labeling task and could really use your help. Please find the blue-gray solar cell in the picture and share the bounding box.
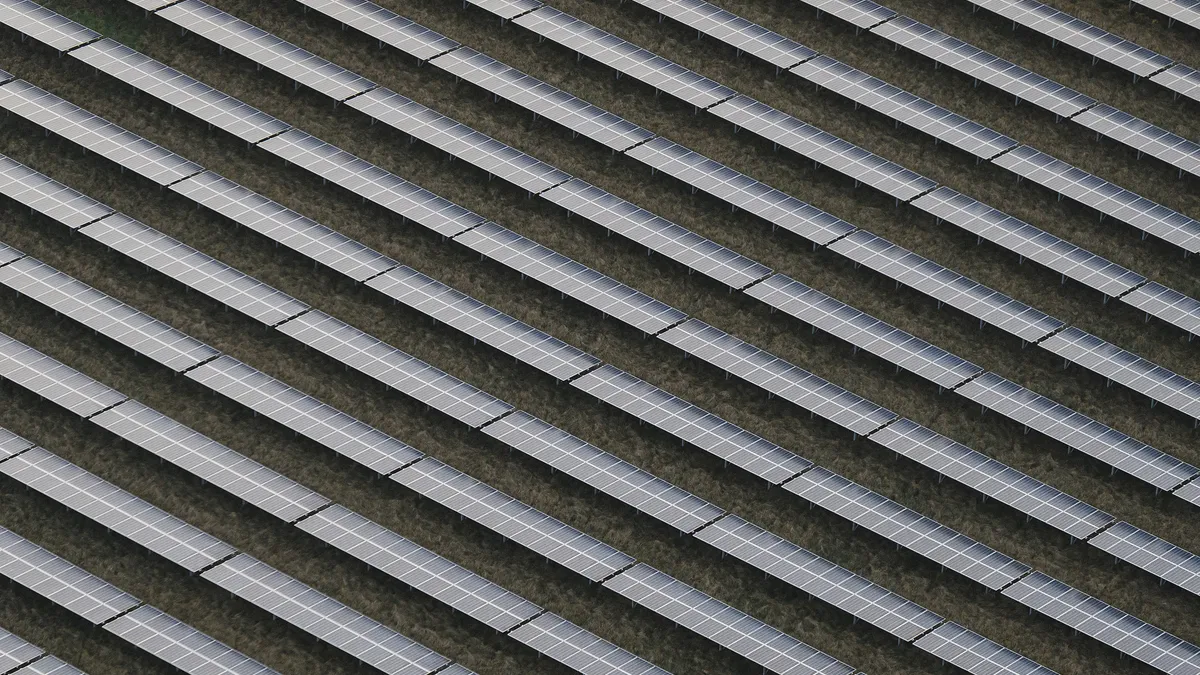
[955,372,1199,492]
[0,154,114,229]
[365,265,599,381]
[184,355,426,475]
[624,137,856,245]
[430,47,655,152]
[275,310,513,428]
[1089,521,1200,597]
[785,466,1030,590]
[293,0,461,61]
[746,273,983,388]
[708,95,937,202]
[512,6,737,108]
[868,418,1115,539]
[393,457,635,582]
[68,38,291,144]
[0,0,100,51]
[538,178,772,289]
[258,129,485,238]
[604,563,856,675]
[169,171,399,283]
[656,319,898,435]
[482,411,726,533]
[569,364,812,484]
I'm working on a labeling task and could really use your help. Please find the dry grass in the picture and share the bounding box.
[0,0,1196,673]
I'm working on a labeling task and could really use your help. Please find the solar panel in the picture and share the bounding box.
[512,7,737,108]
[393,457,634,582]
[185,355,426,475]
[955,372,1198,491]
[657,319,898,435]
[257,129,484,238]
[745,273,984,389]
[0,67,11,84]
[365,265,599,381]
[708,95,937,202]
[429,47,655,152]
[1071,105,1200,180]
[0,525,140,624]
[293,0,461,61]
[0,255,220,372]
[603,563,856,675]
[827,230,1064,342]
[912,621,1059,675]
[482,411,726,533]
[295,504,543,632]
[1151,63,1200,104]
[790,55,1017,159]
[69,40,290,145]
[0,427,35,461]
[1003,571,1200,675]
[463,0,543,20]
[1133,0,1200,30]
[104,604,281,675]
[624,137,857,245]
[0,332,128,418]
[805,0,896,28]
[868,418,1116,540]
[170,171,398,283]
[694,514,943,641]
[201,554,452,675]
[0,241,23,267]
[452,222,688,334]
[1089,521,1200,596]
[0,626,44,673]
[78,213,310,327]
[635,0,818,69]
[10,656,87,675]
[570,364,812,484]
[89,400,331,523]
[1172,479,1200,508]
[347,87,571,194]
[1122,283,1200,337]
[0,446,237,573]
[992,146,1200,253]
[157,0,376,101]
[0,80,203,186]
[869,16,1096,117]
[538,178,772,289]
[785,466,1031,590]
[910,187,1147,298]
[275,310,513,428]
[0,0,100,51]
[0,154,114,229]
[969,0,1173,78]
[507,611,671,675]
[1038,327,1200,421]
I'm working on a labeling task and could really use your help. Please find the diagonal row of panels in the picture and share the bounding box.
[0,625,90,675]
[1130,0,1200,32]
[71,0,1200,505]
[0,55,1191,675]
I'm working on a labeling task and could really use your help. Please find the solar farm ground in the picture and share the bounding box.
[0,0,1196,674]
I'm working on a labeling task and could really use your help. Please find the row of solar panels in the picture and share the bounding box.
[14,8,1200,608]
[2,91,1200,672]
[1131,0,1200,32]
[99,0,1200,502]
[429,0,1200,416]
[623,0,1200,302]
[0,439,479,675]
[0,625,89,675]
[800,0,1200,174]
[5,153,1198,675]
[0,334,687,675]
[2,10,1200,667]
[966,0,1199,94]
[0,521,286,675]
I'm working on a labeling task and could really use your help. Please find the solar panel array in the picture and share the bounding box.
[0,524,282,675]
[1131,0,1200,31]
[0,627,66,675]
